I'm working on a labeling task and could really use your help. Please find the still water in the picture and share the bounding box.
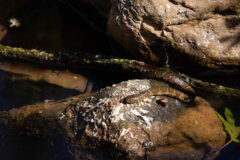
[0,60,117,160]
[0,60,94,111]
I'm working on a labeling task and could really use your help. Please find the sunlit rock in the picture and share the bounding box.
[59,79,226,159]
[107,0,240,72]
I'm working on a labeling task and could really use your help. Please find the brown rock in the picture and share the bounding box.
[59,79,226,160]
[148,97,226,160]
[107,0,240,72]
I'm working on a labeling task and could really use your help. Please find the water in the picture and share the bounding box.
[0,60,94,111]
[0,0,239,159]
[0,1,119,160]
[0,60,131,160]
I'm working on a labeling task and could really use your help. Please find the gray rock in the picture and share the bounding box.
[107,0,240,72]
[59,79,226,159]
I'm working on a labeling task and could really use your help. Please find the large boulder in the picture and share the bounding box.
[108,0,240,72]
[59,79,226,159]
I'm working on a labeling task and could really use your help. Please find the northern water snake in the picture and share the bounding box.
[124,87,191,104]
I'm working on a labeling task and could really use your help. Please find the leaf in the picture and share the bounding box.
[217,108,240,143]
[224,108,235,124]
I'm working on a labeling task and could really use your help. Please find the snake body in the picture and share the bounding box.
[148,70,195,95]
[124,87,190,104]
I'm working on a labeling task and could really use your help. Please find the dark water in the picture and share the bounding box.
[0,70,83,111]
[0,1,115,159]
[0,0,239,160]
[0,60,131,160]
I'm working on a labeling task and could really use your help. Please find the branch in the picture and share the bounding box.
[0,44,240,99]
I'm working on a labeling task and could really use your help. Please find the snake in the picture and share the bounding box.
[124,87,191,104]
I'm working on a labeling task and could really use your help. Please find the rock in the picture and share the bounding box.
[58,79,226,159]
[107,0,240,72]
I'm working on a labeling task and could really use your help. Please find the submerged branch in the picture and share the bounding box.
[0,44,240,99]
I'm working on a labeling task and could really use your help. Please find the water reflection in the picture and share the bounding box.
[0,60,93,110]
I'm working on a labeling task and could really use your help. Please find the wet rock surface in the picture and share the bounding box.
[59,79,226,159]
[107,0,240,72]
